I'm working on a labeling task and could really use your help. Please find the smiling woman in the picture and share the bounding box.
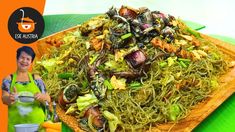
[16,47,35,72]
[1,46,51,132]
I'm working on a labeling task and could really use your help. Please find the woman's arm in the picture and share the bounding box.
[1,75,17,105]
[34,92,51,104]
[2,90,16,105]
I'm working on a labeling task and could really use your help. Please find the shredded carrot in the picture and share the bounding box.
[45,128,60,132]
[42,121,61,131]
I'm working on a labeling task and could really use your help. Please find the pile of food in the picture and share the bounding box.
[34,6,232,131]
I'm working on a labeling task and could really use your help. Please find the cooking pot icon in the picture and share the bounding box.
[17,9,36,33]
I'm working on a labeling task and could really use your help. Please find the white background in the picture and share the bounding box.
[44,0,235,38]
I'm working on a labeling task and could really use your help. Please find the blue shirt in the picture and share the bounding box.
[2,78,47,94]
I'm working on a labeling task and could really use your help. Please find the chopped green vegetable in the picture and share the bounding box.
[77,94,98,111]
[179,61,187,68]
[187,28,201,38]
[63,35,76,44]
[169,104,181,121]
[177,57,191,67]
[129,81,141,89]
[160,61,168,68]
[121,33,132,39]
[161,75,175,86]
[104,60,129,72]
[65,103,77,115]
[211,79,219,88]
[36,58,57,72]
[58,72,74,79]
[89,54,99,65]
[187,46,195,51]
[103,111,121,132]
[178,58,191,63]
[210,52,220,60]
[167,57,177,66]
[81,80,89,89]
[104,80,113,90]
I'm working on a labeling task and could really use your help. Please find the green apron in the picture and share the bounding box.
[8,72,45,132]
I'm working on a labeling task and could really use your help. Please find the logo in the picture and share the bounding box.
[8,7,44,44]
[17,9,37,33]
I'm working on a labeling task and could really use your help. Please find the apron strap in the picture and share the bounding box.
[28,73,40,92]
[28,72,35,84]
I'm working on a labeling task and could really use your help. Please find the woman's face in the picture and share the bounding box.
[17,51,32,72]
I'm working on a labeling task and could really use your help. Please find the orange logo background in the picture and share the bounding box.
[0,0,45,131]
[17,16,37,33]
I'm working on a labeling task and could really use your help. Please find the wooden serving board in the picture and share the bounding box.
[36,26,235,132]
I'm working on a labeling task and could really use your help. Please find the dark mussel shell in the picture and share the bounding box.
[84,106,105,128]
[58,84,78,108]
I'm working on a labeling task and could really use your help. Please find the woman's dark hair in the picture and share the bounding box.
[17,46,36,62]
